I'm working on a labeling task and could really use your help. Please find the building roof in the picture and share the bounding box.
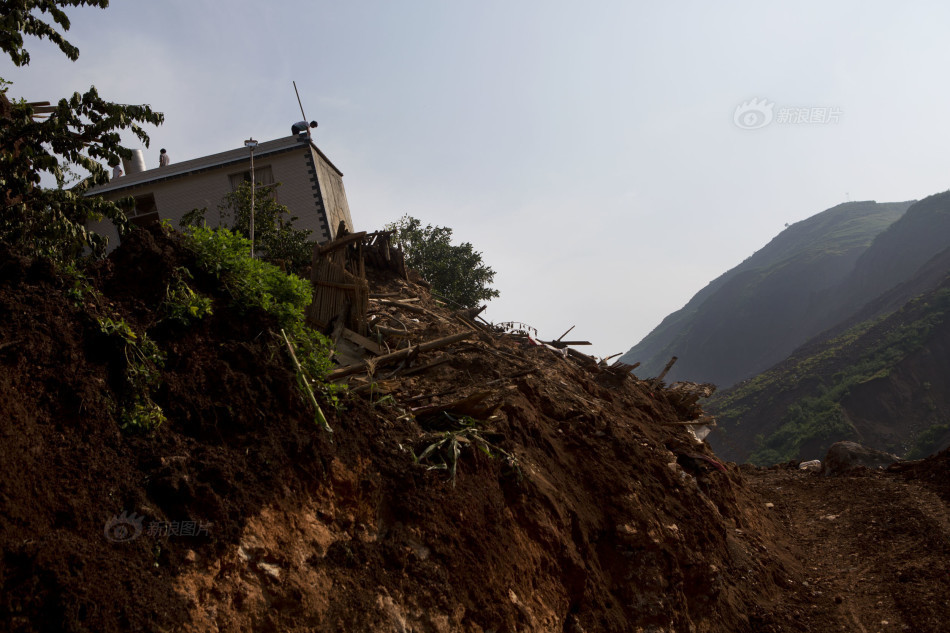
[86,135,343,197]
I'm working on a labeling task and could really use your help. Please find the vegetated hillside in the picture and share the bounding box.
[707,273,950,465]
[0,224,811,632]
[620,200,911,388]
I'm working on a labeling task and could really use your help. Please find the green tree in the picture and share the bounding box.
[386,214,500,309]
[0,0,164,259]
[180,181,313,274]
[0,0,108,66]
[180,180,314,273]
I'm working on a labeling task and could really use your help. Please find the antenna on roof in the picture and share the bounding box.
[292,81,317,140]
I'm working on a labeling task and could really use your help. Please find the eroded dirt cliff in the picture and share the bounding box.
[0,225,947,632]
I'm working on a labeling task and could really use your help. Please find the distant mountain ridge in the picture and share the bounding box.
[621,189,950,465]
[822,191,950,327]
[621,199,915,387]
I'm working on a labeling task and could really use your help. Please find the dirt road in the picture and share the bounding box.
[745,462,950,632]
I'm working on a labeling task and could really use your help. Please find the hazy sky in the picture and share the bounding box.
[5,1,950,358]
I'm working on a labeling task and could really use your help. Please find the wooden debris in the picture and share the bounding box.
[314,230,368,256]
[654,356,678,384]
[328,331,474,381]
[410,390,496,419]
[665,382,717,421]
[341,328,384,356]
[608,360,639,374]
[349,379,399,396]
[377,299,428,314]
[566,347,599,368]
[453,312,490,333]
[456,305,487,321]
[604,360,639,381]
[307,233,369,335]
[406,368,536,404]
[374,325,411,338]
[598,360,640,388]
[458,340,534,370]
[307,228,408,337]
[668,382,717,399]
[329,338,365,369]
[544,340,592,349]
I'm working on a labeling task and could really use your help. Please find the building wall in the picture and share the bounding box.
[88,142,353,250]
[310,147,354,238]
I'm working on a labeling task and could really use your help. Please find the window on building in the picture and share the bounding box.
[129,193,159,227]
[229,165,275,192]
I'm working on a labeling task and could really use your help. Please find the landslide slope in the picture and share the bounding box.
[1,225,808,632]
[620,200,911,387]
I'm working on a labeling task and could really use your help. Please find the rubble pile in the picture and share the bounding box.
[0,225,818,632]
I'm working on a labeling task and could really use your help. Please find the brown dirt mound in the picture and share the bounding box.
[0,224,944,632]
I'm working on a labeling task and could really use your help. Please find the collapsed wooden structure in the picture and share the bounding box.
[306,223,406,337]
[304,232,715,434]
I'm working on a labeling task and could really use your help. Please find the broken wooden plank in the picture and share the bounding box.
[555,325,575,342]
[606,361,640,379]
[456,305,487,321]
[654,356,678,383]
[341,328,384,356]
[328,331,474,381]
[566,347,599,367]
[544,340,592,349]
[610,360,640,370]
[378,299,427,314]
[453,312,488,332]
[315,231,368,256]
[609,360,640,372]
[376,296,420,303]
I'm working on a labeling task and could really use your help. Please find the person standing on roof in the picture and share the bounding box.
[111,162,123,179]
[159,148,170,167]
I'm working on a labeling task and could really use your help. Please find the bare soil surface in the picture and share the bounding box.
[0,224,948,632]
[744,460,950,633]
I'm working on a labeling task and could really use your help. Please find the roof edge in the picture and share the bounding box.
[85,135,345,197]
